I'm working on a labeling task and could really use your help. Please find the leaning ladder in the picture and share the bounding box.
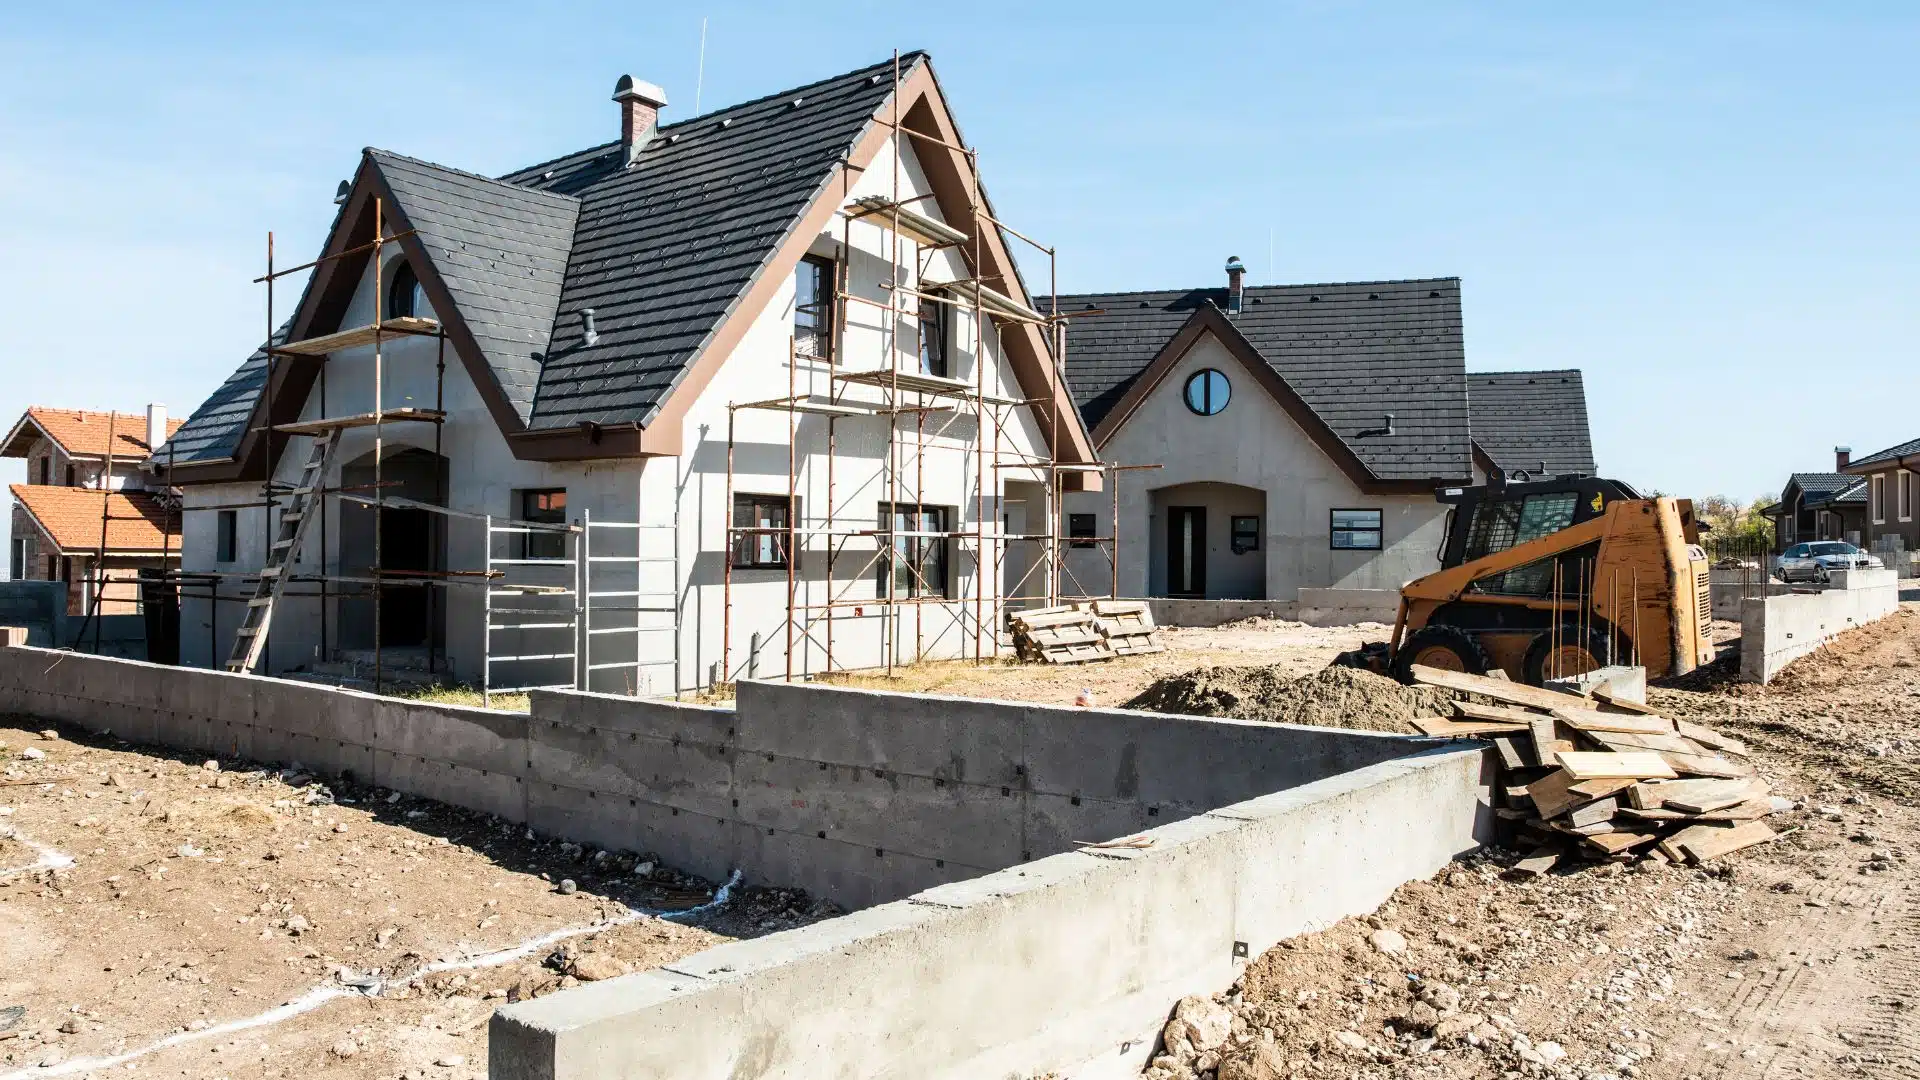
[225,432,339,673]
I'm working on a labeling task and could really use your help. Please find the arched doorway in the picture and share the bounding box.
[337,447,447,656]
[1148,482,1266,599]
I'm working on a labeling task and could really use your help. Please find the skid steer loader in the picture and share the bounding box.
[1339,476,1715,685]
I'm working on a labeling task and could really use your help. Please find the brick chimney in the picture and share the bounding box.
[613,75,669,166]
[1224,255,1246,315]
[1836,445,1852,470]
[145,403,167,455]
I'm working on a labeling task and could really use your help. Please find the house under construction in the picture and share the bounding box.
[151,52,1144,697]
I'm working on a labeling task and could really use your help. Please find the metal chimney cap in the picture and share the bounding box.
[612,75,668,107]
[334,180,351,205]
[1224,255,1247,273]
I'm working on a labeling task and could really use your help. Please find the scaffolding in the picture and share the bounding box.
[165,202,679,699]
[719,52,1157,683]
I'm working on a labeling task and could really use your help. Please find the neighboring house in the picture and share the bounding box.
[154,54,1096,692]
[1767,454,1867,547]
[2,406,182,613]
[1841,436,1920,560]
[1046,263,1481,603]
[1467,370,1596,480]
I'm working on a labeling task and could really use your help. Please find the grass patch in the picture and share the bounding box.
[388,684,530,712]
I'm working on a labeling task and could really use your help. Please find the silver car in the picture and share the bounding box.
[1775,541,1883,583]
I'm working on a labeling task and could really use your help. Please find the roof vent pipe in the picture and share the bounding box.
[612,75,669,167]
[582,308,599,347]
[334,180,351,205]
[1224,255,1246,315]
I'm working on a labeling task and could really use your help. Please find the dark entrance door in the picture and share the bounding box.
[379,506,433,646]
[1167,506,1206,597]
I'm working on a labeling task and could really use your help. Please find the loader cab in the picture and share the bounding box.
[1436,476,1641,571]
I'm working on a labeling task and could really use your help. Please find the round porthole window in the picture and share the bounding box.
[1183,369,1230,416]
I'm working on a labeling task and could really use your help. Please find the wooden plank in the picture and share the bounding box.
[1549,706,1677,736]
[1584,830,1657,855]
[1592,687,1659,715]
[1412,716,1535,737]
[1489,736,1528,771]
[1409,664,1584,711]
[1554,751,1677,781]
[1566,797,1620,828]
[1512,847,1561,877]
[1529,717,1577,764]
[267,407,446,435]
[272,316,442,356]
[1568,777,1634,799]
[1695,799,1775,823]
[1662,779,1768,814]
[1673,820,1776,863]
[1524,772,1632,819]
[1455,701,1551,724]
[1677,719,1750,756]
[1555,819,1617,837]
[1626,781,1668,810]
[1501,784,1535,808]
[1583,730,1701,755]
[1661,750,1755,779]
[1619,806,1689,822]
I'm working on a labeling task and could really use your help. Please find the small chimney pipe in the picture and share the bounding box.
[1835,445,1851,470]
[613,75,669,167]
[582,308,600,347]
[1224,255,1246,315]
[145,404,166,455]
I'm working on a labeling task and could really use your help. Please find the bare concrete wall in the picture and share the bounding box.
[490,744,1492,1080]
[1739,567,1901,683]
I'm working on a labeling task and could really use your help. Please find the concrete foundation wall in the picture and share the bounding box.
[490,744,1491,1080]
[1143,592,1397,629]
[1739,567,1901,683]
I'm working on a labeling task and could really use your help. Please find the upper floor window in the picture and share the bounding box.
[918,303,947,377]
[387,260,430,321]
[37,456,48,485]
[1183,369,1230,416]
[794,255,835,360]
[517,488,568,560]
[216,510,238,563]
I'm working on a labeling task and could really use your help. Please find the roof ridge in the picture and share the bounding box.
[365,148,583,206]
[1038,276,1461,302]
[499,52,929,182]
[1468,369,1583,379]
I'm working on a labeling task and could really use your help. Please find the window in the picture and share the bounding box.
[9,539,22,580]
[1902,470,1914,522]
[880,502,950,598]
[216,510,238,563]
[387,260,429,320]
[918,303,947,377]
[1871,475,1886,524]
[1472,544,1597,599]
[731,494,794,569]
[37,456,48,485]
[65,463,75,487]
[1230,515,1260,554]
[1183,369,1230,416]
[1330,508,1383,551]
[794,254,835,360]
[1068,513,1097,549]
[1462,491,1578,562]
[518,489,568,560]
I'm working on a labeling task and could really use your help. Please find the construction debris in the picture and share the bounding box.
[1407,663,1785,865]
[1008,601,1163,664]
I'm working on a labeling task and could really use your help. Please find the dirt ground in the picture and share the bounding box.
[0,731,834,1079]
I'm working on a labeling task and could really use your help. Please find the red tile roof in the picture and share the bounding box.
[2,408,185,460]
[10,484,179,555]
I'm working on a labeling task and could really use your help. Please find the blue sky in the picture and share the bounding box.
[2,1,1916,557]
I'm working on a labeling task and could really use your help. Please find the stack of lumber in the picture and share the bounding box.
[1089,600,1165,657]
[1405,664,1784,870]
[1009,601,1165,664]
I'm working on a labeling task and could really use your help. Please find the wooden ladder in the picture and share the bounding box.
[225,431,339,673]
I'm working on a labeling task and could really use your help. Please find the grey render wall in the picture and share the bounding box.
[490,744,1491,1080]
[1739,567,1901,682]
[0,646,1449,912]
[1063,331,1454,604]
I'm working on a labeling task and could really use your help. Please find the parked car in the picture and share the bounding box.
[1775,541,1883,583]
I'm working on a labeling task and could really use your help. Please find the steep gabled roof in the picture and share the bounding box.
[1785,472,1866,509]
[1042,278,1472,484]
[1844,436,1920,473]
[162,55,923,468]
[9,484,177,554]
[1467,369,1595,478]
[2,408,183,461]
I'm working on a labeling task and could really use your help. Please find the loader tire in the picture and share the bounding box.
[1390,625,1491,682]
[1522,624,1612,686]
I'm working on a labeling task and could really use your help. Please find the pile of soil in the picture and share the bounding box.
[1122,663,1452,733]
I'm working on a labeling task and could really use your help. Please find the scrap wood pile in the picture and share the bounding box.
[1404,664,1787,871]
[1009,600,1165,664]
